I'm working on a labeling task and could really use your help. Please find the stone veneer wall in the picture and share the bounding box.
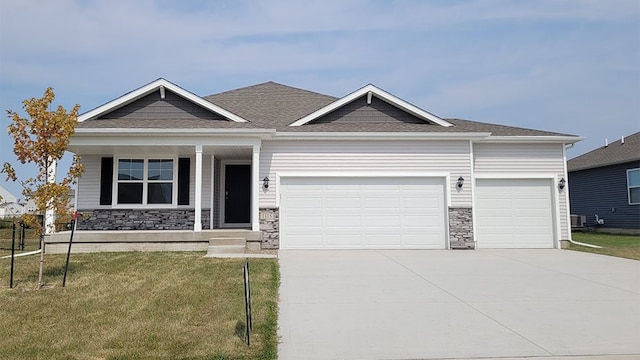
[77,209,210,230]
[449,207,474,249]
[259,208,279,249]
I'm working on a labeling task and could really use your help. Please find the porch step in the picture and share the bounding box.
[208,237,246,246]
[206,237,246,257]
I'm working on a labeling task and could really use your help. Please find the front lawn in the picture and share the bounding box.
[1,252,279,359]
[569,232,640,260]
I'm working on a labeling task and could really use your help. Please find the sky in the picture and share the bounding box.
[1,0,639,198]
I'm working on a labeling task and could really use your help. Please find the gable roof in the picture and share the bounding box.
[568,131,640,172]
[289,84,453,127]
[78,78,248,123]
[75,78,580,141]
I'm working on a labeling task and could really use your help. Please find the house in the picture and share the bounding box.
[567,132,640,232]
[48,78,581,252]
[0,184,24,217]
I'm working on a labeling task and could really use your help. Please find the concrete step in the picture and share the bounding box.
[209,237,246,246]
[206,244,246,255]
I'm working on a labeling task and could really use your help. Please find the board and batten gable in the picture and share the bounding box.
[259,139,472,208]
[76,154,212,211]
[96,90,226,121]
[473,142,569,240]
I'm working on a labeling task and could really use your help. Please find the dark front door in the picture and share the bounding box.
[224,164,251,224]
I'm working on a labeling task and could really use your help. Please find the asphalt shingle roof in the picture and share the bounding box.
[79,81,579,138]
[567,131,640,171]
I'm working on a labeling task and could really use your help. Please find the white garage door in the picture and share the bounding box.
[475,179,555,248]
[280,177,446,249]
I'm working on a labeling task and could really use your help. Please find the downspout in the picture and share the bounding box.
[563,143,601,249]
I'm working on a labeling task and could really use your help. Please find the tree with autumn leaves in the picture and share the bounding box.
[2,87,84,288]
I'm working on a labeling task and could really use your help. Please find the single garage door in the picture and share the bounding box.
[280,177,446,249]
[475,179,555,248]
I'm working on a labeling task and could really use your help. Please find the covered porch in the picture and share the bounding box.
[68,131,271,240]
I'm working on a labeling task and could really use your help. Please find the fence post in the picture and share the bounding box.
[19,222,25,251]
[243,258,252,346]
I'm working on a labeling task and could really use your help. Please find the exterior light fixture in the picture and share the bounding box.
[457,176,464,189]
[559,177,566,190]
[263,176,270,189]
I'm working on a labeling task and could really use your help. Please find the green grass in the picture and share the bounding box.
[0,227,40,255]
[569,232,640,260]
[1,252,279,359]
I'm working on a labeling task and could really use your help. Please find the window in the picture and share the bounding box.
[117,159,175,205]
[628,168,640,205]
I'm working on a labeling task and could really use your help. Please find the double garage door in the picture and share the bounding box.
[280,177,447,249]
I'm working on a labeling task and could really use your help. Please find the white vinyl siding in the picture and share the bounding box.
[260,140,471,207]
[473,143,569,240]
[76,154,211,210]
[76,155,102,209]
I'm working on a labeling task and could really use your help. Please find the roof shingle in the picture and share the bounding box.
[568,132,640,171]
[78,80,580,139]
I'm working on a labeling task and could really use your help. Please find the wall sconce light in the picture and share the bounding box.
[559,177,566,190]
[263,177,270,189]
[457,176,464,189]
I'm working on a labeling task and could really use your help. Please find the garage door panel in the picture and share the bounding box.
[281,177,446,249]
[476,179,554,249]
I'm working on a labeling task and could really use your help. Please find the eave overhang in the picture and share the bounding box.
[272,131,491,141]
[478,135,584,144]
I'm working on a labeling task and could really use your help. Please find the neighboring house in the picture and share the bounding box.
[0,184,24,217]
[567,132,640,231]
[57,78,581,251]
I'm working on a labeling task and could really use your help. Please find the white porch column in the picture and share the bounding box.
[209,155,215,229]
[251,145,260,231]
[194,145,203,231]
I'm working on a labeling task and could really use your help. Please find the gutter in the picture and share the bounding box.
[566,238,602,249]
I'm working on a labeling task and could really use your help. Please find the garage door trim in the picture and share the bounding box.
[278,172,450,250]
[474,174,561,249]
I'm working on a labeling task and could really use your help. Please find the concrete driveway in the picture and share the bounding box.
[277,250,640,360]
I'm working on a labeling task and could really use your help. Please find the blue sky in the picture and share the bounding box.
[1,0,639,197]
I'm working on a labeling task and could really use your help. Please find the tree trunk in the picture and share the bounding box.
[37,231,45,288]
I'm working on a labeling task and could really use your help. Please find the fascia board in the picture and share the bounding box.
[479,135,584,144]
[289,84,453,127]
[74,128,274,135]
[77,79,248,123]
[272,131,491,141]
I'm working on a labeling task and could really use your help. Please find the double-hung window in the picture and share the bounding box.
[117,159,175,205]
[627,168,640,205]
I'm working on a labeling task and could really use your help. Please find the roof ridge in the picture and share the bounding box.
[206,81,337,100]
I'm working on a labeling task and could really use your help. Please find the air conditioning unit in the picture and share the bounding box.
[570,214,586,228]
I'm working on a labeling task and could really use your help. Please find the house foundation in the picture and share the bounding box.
[77,209,211,230]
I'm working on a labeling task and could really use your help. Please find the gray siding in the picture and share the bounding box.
[97,90,226,120]
[569,161,640,229]
[312,95,427,124]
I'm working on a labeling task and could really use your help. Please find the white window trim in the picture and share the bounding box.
[627,168,640,205]
[113,157,178,208]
